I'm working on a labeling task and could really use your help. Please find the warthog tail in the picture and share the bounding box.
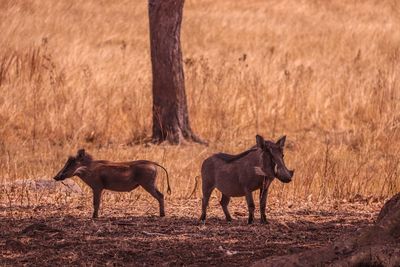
[152,162,172,195]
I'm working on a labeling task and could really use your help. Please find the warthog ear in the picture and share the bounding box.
[77,149,85,159]
[256,135,265,149]
[276,136,286,148]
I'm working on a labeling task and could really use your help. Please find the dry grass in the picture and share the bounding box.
[0,0,399,207]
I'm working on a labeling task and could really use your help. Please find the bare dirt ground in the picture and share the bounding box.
[0,197,381,266]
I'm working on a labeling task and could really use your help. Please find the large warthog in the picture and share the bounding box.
[200,135,294,224]
[53,149,171,218]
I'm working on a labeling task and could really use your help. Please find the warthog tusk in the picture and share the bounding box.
[254,166,267,176]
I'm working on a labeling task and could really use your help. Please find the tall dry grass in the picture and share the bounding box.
[0,0,399,207]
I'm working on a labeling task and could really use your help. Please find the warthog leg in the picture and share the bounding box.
[200,187,214,222]
[142,184,165,217]
[92,189,102,218]
[260,178,273,224]
[220,194,232,222]
[245,189,255,224]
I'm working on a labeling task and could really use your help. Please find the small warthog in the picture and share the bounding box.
[200,135,294,224]
[53,149,171,218]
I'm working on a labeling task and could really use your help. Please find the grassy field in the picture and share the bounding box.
[0,0,399,206]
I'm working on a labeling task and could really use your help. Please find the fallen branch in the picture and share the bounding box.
[142,231,168,236]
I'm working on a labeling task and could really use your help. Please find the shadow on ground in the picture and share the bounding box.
[0,200,379,266]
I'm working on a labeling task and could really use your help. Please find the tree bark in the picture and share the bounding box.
[252,193,400,267]
[148,0,205,145]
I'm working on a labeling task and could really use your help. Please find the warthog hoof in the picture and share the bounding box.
[261,215,269,224]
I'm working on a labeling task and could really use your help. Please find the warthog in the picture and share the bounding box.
[200,135,294,224]
[53,149,171,218]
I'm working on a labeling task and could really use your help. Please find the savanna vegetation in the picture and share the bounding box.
[0,0,399,265]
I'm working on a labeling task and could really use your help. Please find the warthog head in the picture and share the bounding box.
[53,149,91,181]
[256,135,294,183]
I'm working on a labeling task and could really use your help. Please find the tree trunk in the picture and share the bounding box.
[252,193,400,267]
[148,0,205,145]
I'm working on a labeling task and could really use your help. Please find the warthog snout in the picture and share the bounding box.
[277,169,294,183]
[265,136,294,184]
[53,175,64,181]
[53,155,81,181]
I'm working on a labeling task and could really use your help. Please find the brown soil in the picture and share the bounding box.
[0,198,381,266]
